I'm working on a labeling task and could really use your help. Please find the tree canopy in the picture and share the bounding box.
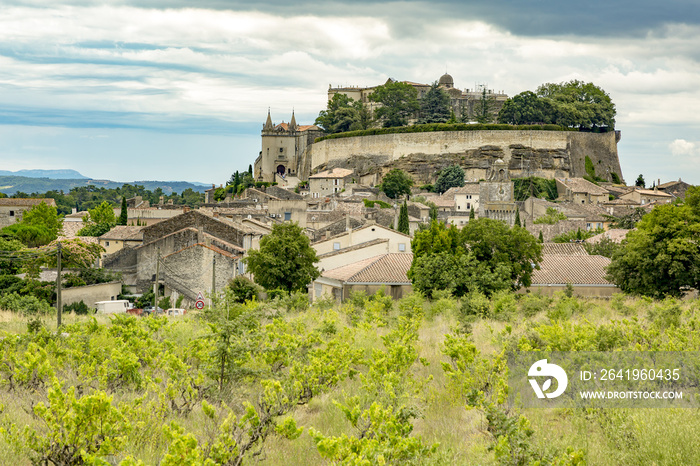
[498,81,615,129]
[434,165,465,194]
[0,201,62,247]
[419,82,451,124]
[606,189,700,298]
[315,94,371,133]
[369,81,420,128]
[244,222,320,293]
[380,169,414,199]
[77,201,117,237]
[408,218,541,297]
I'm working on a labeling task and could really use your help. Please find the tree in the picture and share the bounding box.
[536,80,616,129]
[635,174,645,188]
[419,82,451,124]
[460,218,542,292]
[497,91,554,125]
[21,202,63,238]
[118,197,128,225]
[434,165,465,194]
[607,197,700,298]
[77,201,116,237]
[244,222,320,293]
[474,88,496,123]
[514,207,521,228]
[380,169,413,199]
[398,201,409,235]
[469,207,475,220]
[316,94,360,133]
[369,80,420,127]
[533,207,567,225]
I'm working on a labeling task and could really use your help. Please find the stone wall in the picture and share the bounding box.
[303,130,622,185]
[142,211,248,248]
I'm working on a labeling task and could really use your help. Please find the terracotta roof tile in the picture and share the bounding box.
[532,254,613,285]
[99,226,145,241]
[309,168,354,179]
[541,243,588,255]
[556,178,609,195]
[323,253,413,284]
[0,198,56,207]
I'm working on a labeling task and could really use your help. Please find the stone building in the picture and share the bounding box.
[308,168,354,198]
[328,74,508,123]
[555,177,610,205]
[479,159,516,226]
[0,198,57,228]
[253,110,323,185]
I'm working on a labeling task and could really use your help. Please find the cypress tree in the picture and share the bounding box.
[514,207,521,227]
[398,201,410,235]
[469,206,475,220]
[248,164,253,175]
[118,196,128,225]
[538,230,544,243]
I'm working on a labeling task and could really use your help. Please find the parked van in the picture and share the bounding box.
[95,300,132,314]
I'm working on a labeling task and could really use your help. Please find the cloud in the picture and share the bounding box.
[669,139,699,156]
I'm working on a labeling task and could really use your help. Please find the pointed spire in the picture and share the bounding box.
[289,109,297,131]
[263,108,273,131]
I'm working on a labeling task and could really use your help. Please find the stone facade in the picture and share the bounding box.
[61,281,123,308]
[479,159,516,226]
[0,198,57,228]
[254,110,323,184]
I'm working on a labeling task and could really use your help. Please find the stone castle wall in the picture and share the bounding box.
[302,130,622,184]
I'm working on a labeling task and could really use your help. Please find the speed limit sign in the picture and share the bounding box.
[195,300,205,310]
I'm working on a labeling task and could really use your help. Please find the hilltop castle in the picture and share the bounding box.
[254,77,623,187]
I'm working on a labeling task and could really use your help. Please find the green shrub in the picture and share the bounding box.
[519,292,552,317]
[459,291,491,320]
[490,290,517,320]
[227,276,261,303]
[0,292,53,315]
[64,300,91,315]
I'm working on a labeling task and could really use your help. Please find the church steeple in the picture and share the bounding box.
[289,110,297,131]
[263,108,273,131]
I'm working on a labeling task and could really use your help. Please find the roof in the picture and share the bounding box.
[531,255,613,286]
[541,243,588,255]
[313,222,410,245]
[631,188,673,197]
[556,178,609,195]
[274,122,320,132]
[322,253,413,284]
[0,198,56,207]
[309,168,354,179]
[585,229,631,244]
[657,179,689,189]
[99,225,145,241]
[444,183,480,196]
[318,238,389,258]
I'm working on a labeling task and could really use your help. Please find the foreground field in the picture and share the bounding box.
[0,290,699,465]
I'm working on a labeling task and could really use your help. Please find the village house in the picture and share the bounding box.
[311,253,414,302]
[98,225,145,259]
[0,198,57,228]
[555,177,610,204]
[308,168,355,198]
[619,187,673,205]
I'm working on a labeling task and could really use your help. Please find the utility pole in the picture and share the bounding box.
[56,242,62,328]
[211,255,216,306]
[153,247,160,309]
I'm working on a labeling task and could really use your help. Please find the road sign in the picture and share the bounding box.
[195,300,205,310]
[196,291,204,301]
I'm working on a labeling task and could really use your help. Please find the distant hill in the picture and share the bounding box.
[0,169,89,179]
[0,175,210,195]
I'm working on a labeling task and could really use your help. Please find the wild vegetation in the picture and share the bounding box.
[0,288,698,465]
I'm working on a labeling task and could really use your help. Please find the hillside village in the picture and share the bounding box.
[0,75,694,311]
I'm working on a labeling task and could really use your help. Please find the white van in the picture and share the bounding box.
[94,300,131,314]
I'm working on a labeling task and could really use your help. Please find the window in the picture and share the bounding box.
[105,241,110,246]
[466,203,470,209]
[314,283,322,298]
[334,179,339,185]
[284,212,291,221]
[398,243,406,252]
[279,147,283,153]
[9,210,14,217]
[333,242,341,250]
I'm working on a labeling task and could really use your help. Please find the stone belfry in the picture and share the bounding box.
[478,159,516,226]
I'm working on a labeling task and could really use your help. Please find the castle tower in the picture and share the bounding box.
[478,159,516,226]
[253,110,322,184]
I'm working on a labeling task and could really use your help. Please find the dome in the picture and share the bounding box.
[438,73,454,88]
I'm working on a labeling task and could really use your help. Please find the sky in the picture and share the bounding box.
[1,0,699,185]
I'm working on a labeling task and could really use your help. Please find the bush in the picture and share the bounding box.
[0,292,53,316]
[519,292,552,317]
[490,290,517,320]
[227,276,261,303]
[64,300,91,315]
[459,291,491,320]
